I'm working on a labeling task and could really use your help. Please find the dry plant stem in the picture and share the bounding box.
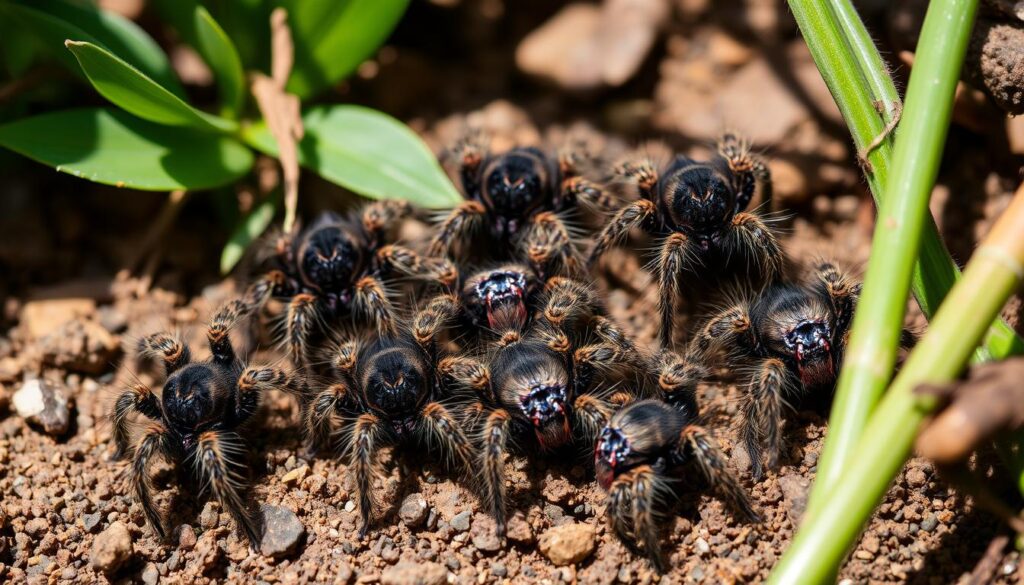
[799,0,983,523]
[769,184,1024,584]
[251,8,304,235]
[127,190,189,272]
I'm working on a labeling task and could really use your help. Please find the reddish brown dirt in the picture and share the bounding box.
[3,1,1024,584]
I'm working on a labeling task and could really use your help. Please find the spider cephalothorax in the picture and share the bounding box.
[684,261,865,479]
[415,261,603,347]
[436,281,650,534]
[428,132,617,277]
[596,398,759,572]
[111,300,299,545]
[244,201,441,368]
[302,308,476,537]
[588,133,784,348]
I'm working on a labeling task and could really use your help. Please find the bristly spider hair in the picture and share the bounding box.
[680,261,893,480]
[111,299,301,546]
[435,277,652,536]
[301,305,477,538]
[412,260,606,345]
[241,201,447,369]
[428,129,617,278]
[587,133,785,348]
[596,394,761,572]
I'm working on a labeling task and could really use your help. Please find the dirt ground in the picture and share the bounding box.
[2,0,1024,584]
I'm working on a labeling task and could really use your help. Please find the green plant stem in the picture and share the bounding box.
[804,0,979,518]
[769,186,1024,584]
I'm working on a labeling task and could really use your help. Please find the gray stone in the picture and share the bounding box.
[450,510,471,532]
[82,512,102,533]
[13,379,70,436]
[398,494,428,528]
[259,505,305,558]
[141,562,160,585]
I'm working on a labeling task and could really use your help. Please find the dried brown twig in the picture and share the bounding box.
[251,8,304,234]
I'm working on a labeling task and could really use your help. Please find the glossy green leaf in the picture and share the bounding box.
[194,6,246,118]
[0,108,254,190]
[221,195,279,274]
[8,0,185,98]
[243,104,461,208]
[66,40,237,134]
[283,0,410,98]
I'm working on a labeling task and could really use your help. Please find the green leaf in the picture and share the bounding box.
[194,6,246,118]
[221,195,279,274]
[283,0,410,98]
[7,0,185,98]
[243,104,462,209]
[66,40,237,134]
[0,108,254,190]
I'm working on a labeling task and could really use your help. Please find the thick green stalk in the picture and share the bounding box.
[769,187,1024,584]
[805,0,979,511]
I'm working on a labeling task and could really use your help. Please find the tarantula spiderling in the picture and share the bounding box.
[244,200,446,368]
[414,260,605,345]
[588,133,785,348]
[302,306,476,537]
[111,299,300,545]
[686,261,867,480]
[596,396,761,572]
[437,284,651,534]
[428,131,617,277]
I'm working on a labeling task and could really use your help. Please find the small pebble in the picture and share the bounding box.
[90,521,132,574]
[260,505,306,558]
[450,510,471,532]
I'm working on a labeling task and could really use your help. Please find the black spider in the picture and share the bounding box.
[596,397,760,572]
[685,261,870,479]
[301,306,476,537]
[428,132,617,277]
[588,133,784,348]
[111,300,299,545]
[243,201,440,368]
[435,278,650,535]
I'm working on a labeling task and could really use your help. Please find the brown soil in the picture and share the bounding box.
[3,1,1024,584]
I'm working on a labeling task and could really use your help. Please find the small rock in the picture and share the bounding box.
[260,505,306,558]
[199,502,219,529]
[695,537,711,554]
[470,516,501,552]
[82,512,102,533]
[492,563,508,578]
[399,494,428,528]
[450,510,471,532]
[779,474,811,523]
[90,521,132,574]
[13,379,71,436]
[921,514,938,532]
[39,319,120,375]
[538,522,596,566]
[24,518,48,537]
[506,513,535,545]
[381,561,448,585]
[176,525,197,550]
[141,562,159,585]
[20,298,95,339]
[281,464,308,486]
[905,467,927,488]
